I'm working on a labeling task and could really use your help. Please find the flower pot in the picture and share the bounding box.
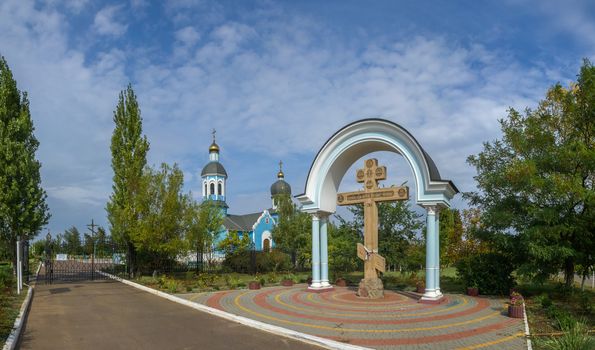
[248,281,261,290]
[467,287,479,296]
[281,279,293,287]
[335,278,347,287]
[508,304,524,318]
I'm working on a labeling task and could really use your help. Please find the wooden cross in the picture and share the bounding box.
[337,158,409,280]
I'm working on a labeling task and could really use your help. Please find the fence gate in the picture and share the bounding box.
[40,232,127,284]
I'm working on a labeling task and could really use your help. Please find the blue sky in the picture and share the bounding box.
[1,0,594,238]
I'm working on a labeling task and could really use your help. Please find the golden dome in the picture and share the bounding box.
[209,142,220,153]
[277,160,284,178]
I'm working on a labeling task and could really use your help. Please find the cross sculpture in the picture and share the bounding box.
[337,158,409,298]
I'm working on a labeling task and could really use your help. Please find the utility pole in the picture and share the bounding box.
[87,219,98,280]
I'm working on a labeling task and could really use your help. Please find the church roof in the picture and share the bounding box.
[201,161,227,177]
[270,179,291,196]
[223,210,276,231]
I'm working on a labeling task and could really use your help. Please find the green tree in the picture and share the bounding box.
[134,163,188,269]
[186,199,223,264]
[327,218,361,278]
[62,226,82,256]
[0,56,50,272]
[439,208,464,266]
[106,84,149,277]
[271,194,311,269]
[466,60,595,287]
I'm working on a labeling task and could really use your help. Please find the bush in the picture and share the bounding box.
[0,265,14,290]
[535,293,553,309]
[538,318,595,350]
[222,250,291,274]
[455,252,515,295]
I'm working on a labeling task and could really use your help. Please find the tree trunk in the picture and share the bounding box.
[564,257,575,288]
[127,241,136,278]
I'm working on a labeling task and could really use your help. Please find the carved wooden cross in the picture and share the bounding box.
[337,158,409,280]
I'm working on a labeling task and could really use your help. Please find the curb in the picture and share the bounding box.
[99,271,371,350]
[523,303,532,350]
[2,263,41,350]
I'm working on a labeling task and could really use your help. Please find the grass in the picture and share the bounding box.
[516,278,594,349]
[132,271,312,294]
[0,264,27,347]
[132,267,465,295]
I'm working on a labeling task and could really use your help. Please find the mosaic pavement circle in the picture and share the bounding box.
[177,285,526,350]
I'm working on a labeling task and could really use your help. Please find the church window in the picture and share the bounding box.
[265,218,269,224]
[210,183,215,195]
[263,239,270,252]
[218,183,222,195]
[204,183,207,196]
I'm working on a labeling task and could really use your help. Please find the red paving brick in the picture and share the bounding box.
[178,285,527,350]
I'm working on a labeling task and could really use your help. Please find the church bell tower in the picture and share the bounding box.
[201,129,228,215]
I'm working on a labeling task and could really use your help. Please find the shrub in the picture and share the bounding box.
[0,266,14,290]
[538,318,595,350]
[534,294,553,309]
[578,292,592,315]
[455,252,514,295]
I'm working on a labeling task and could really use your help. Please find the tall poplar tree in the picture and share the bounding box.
[106,84,149,277]
[0,56,49,271]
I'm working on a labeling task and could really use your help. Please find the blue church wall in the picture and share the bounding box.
[252,211,275,251]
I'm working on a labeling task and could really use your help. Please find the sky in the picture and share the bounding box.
[1,0,594,239]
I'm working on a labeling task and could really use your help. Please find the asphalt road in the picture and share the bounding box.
[19,280,323,350]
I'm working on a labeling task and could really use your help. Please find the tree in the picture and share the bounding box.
[439,208,464,266]
[0,56,49,272]
[271,194,311,269]
[466,60,595,287]
[62,226,82,256]
[106,84,149,277]
[186,199,223,264]
[327,218,361,278]
[133,163,189,269]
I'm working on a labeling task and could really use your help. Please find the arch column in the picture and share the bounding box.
[310,214,321,288]
[320,214,331,287]
[421,205,443,302]
[308,212,333,290]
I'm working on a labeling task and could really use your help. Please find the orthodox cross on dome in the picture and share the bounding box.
[337,158,409,297]
[212,128,216,142]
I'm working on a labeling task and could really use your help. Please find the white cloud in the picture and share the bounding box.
[0,0,579,233]
[175,26,200,46]
[93,5,128,37]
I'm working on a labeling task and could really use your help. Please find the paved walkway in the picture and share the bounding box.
[20,280,322,350]
[177,285,527,350]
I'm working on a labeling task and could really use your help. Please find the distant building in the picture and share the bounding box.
[200,132,291,252]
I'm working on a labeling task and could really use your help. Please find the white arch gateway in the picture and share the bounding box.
[296,118,458,302]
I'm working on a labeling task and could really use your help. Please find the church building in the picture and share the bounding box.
[200,132,291,252]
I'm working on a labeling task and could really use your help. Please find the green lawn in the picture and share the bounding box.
[132,271,312,294]
[0,264,26,347]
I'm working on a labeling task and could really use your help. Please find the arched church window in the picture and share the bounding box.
[218,183,222,195]
[210,183,215,196]
[204,183,207,196]
[263,239,270,252]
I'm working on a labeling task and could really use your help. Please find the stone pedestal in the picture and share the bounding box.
[357,277,384,299]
